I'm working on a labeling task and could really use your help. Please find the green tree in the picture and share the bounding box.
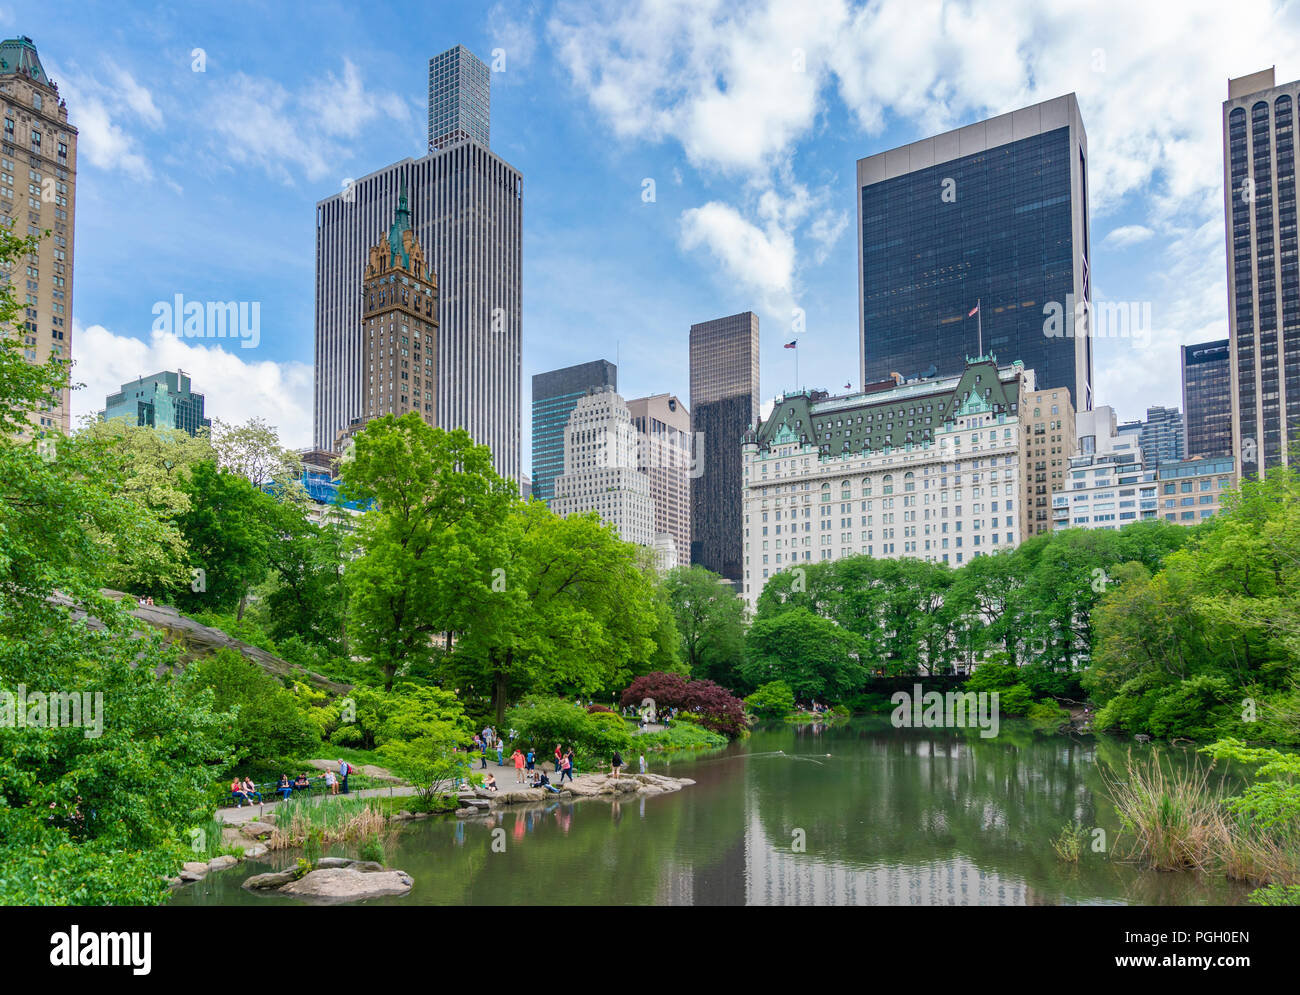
[341,415,516,690]
[743,607,868,702]
[663,564,745,686]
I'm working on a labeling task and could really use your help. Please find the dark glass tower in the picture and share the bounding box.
[530,359,617,503]
[690,311,759,583]
[857,94,1092,411]
[1223,69,1300,478]
[1181,339,1233,459]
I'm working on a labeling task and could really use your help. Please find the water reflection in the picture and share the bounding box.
[172,720,1251,907]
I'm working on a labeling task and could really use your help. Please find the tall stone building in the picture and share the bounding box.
[531,359,617,503]
[1023,386,1076,536]
[628,392,692,567]
[0,35,76,436]
[361,183,439,426]
[690,311,759,583]
[742,357,1034,608]
[1223,68,1300,478]
[315,44,521,485]
[551,387,654,548]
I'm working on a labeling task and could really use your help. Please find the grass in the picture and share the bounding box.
[188,816,244,859]
[267,795,392,851]
[1101,750,1230,872]
[312,746,388,770]
[1051,821,1089,863]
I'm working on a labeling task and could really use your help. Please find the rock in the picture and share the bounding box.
[464,797,491,809]
[677,778,696,786]
[178,869,205,883]
[1135,734,1153,743]
[454,807,478,818]
[638,785,663,795]
[243,844,269,859]
[165,876,182,887]
[181,861,209,877]
[500,788,544,804]
[240,821,277,840]
[242,869,300,890]
[315,857,354,869]
[207,855,238,872]
[278,867,413,903]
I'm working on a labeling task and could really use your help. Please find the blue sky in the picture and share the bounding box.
[10,0,1300,462]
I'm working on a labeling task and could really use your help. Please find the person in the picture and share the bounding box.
[565,748,577,778]
[496,738,505,766]
[511,748,525,784]
[559,753,573,783]
[525,748,535,774]
[294,773,310,793]
[554,743,563,774]
[230,777,254,807]
[480,739,489,769]
[483,773,498,792]
[339,758,350,794]
[611,749,623,779]
[537,770,559,793]
[325,769,338,795]
[277,774,292,800]
[241,777,262,803]
[639,753,647,775]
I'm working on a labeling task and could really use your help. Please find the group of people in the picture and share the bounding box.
[508,744,578,784]
[229,759,355,807]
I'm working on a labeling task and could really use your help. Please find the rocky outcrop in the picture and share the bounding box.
[243,858,413,903]
[452,772,692,812]
[239,821,277,840]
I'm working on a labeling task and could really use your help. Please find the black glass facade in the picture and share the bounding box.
[1181,340,1233,459]
[861,127,1085,404]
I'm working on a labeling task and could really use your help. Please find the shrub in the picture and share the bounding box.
[745,680,796,717]
[621,672,747,738]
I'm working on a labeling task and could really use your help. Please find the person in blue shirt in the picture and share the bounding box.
[525,749,535,772]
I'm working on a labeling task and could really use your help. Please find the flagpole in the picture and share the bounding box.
[977,297,983,358]
[795,344,799,392]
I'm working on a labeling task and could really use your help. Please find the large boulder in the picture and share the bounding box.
[207,855,239,872]
[243,844,269,859]
[279,867,413,903]
[181,861,209,878]
[242,869,300,890]
[240,822,277,840]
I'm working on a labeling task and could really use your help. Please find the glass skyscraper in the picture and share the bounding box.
[857,94,1092,412]
[690,311,759,583]
[1181,339,1233,459]
[428,45,490,152]
[1223,69,1300,478]
[101,370,210,436]
[531,359,617,503]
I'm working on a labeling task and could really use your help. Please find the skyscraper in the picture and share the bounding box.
[1181,339,1233,459]
[100,370,210,436]
[428,45,490,151]
[1119,405,1186,470]
[857,94,1092,410]
[361,182,439,426]
[690,311,759,583]
[551,387,654,548]
[628,392,692,568]
[314,45,521,484]
[0,36,76,436]
[1223,69,1300,477]
[531,359,617,503]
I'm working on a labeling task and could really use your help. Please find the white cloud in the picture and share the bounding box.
[489,1,541,73]
[1103,224,1155,248]
[50,65,162,180]
[71,322,314,449]
[680,200,795,313]
[205,59,414,184]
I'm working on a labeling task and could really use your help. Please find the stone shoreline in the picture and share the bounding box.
[441,770,694,818]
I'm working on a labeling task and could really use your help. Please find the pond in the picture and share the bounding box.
[171,719,1253,906]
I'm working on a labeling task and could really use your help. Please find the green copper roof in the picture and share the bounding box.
[387,178,413,268]
[755,358,1021,457]
[0,36,47,82]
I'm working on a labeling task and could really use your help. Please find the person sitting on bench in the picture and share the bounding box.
[230,777,255,807]
[294,773,310,793]
[277,774,292,800]
[241,777,262,803]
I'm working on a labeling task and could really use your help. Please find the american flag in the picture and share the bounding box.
[784,340,797,349]
[968,303,980,317]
